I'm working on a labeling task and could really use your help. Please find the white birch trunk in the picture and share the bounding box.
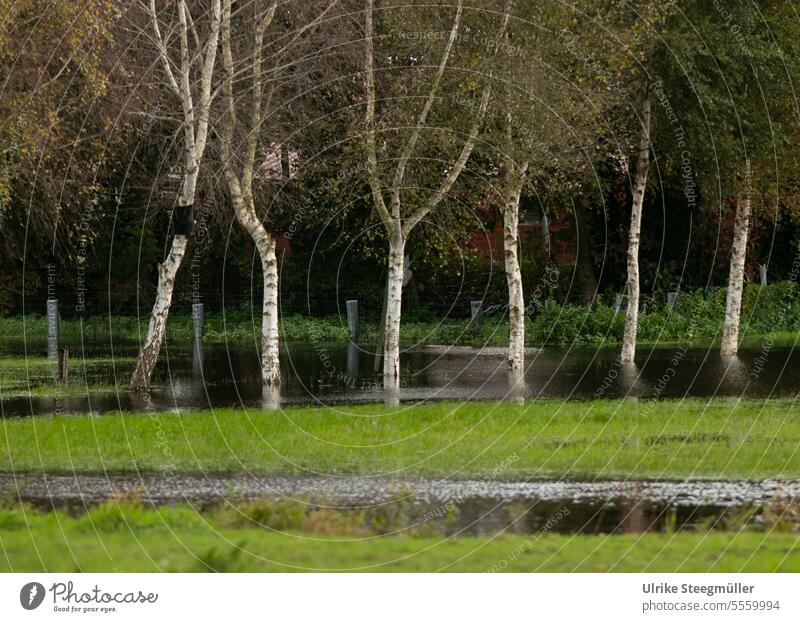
[220,0,281,391]
[503,161,529,370]
[130,233,188,389]
[131,0,220,390]
[258,232,281,386]
[234,204,281,386]
[507,368,527,404]
[620,95,651,363]
[720,186,752,356]
[382,227,405,388]
[131,166,196,390]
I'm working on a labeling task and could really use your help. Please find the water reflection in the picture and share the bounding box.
[192,337,204,379]
[507,368,527,404]
[720,354,749,393]
[262,384,281,411]
[617,361,650,398]
[3,339,800,415]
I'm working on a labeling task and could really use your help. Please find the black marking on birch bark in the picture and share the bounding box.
[174,203,195,237]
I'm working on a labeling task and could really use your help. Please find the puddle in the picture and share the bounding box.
[2,473,797,536]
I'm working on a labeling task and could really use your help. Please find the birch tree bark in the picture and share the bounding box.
[620,93,651,363]
[220,0,281,387]
[720,164,753,357]
[131,0,221,390]
[503,158,529,370]
[382,225,405,381]
[363,0,511,388]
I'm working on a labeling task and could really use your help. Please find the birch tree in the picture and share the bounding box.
[488,0,609,371]
[652,2,798,357]
[363,0,510,388]
[720,162,752,356]
[502,135,529,370]
[130,0,221,390]
[571,2,673,363]
[619,92,651,363]
[219,0,339,388]
[219,0,280,386]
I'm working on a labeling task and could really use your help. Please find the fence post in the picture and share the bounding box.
[347,341,359,381]
[57,346,69,383]
[192,303,204,340]
[614,294,628,315]
[759,264,767,286]
[346,300,359,340]
[47,299,60,359]
[666,291,679,309]
[192,303,204,378]
[470,301,484,327]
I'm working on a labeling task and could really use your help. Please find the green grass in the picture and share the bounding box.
[0,501,798,571]
[1,399,798,479]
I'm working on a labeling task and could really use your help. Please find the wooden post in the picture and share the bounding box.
[57,346,69,383]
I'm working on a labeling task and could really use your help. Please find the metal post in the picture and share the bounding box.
[614,294,628,315]
[47,299,60,359]
[192,303,204,378]
[192,338,204,379]
[759,264,767,286]
[347,341,359,382]
[666,292,679,309]
[346,300,359,340]
[470,301,484,327]
[192,303,204,340]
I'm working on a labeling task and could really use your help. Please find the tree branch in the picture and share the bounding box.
[147,0,180,96]
[220,0,243,202]
[193,0,221,159]
[177,0,197,157]
[390,0,463,219]
[364,0,391,230]
[242,0,279,198]
[403,0,513,237]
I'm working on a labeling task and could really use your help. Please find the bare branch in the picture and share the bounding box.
[183,0,202,51]
[193,0,222,159]
[403,0,513,237]
[147,0,180,96]
[390,0,463,218]
[220,0,243,204]
[176,0,197,167]
[242,0,279,198]
[270,0,339,58]
[364,0,391,230]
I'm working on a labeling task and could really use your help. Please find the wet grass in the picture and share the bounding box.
[0,500,797,571]
[1,399,798,479]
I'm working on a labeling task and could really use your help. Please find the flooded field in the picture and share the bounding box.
[2,337,800,415]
